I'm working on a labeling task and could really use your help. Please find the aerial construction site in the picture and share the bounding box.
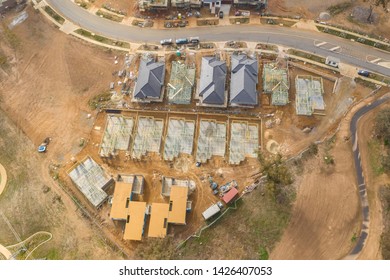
[1,0,390,263]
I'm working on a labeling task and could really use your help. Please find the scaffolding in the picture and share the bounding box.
[262,63,289,106]
[68,156,113,208]
[167,61,195,105]
[196,119,226,163]
[163,118,195,161]
[229,121,259,165]
[99,115,134,157]
[295,75,325,116]
[132,116,164,159]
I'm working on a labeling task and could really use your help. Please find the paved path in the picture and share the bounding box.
[45,0,390,77]
[0,163,7,196]
[0,163,12,260]
[346,94,390,259]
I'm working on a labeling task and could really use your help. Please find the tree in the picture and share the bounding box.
[364,0,389,23]
[258,152,293,200]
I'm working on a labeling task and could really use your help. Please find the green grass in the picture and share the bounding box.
[258,245,269,260]
[96,10,123,22]
[380,185,390,259]
[287,49,326,64]
[368,73,390,86]
[354,77,378,90]
[1,23,21,50]
[43,6,65,25]
[317,26,390,52]
[367,140,385,176]
[176,185,294,259]
[230,17,250,24]
[46,248,60,260]
[197,19,219,26]
[88,91,112,110]
[74,29,130,49]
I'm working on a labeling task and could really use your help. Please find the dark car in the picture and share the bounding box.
[175,38,189,45]
[219,11,224,19]
[357,69,370,77]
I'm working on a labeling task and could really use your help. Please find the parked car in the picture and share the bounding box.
[189,37,200,44]
[175,38,189,45]
[160,38,173,45]
[219,11,224,19]
[357,69,370,77]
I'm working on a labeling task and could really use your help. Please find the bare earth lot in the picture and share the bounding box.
[0,7,126,259]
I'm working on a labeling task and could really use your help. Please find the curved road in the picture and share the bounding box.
[348,94,390,258]
[46,0,390,77]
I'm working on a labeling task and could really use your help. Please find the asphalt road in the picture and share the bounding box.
[348,94,390,257]
[46,0,390,77]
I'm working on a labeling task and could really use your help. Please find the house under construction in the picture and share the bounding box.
[295,75,325,116]
[196,119,227,163]
[263,63,289,106]
[163,118,195,161]
[99,115,134,158]
[229,121,259,165]
[167,61,196,105]
[67,156,114,208]
[132,116,164,159]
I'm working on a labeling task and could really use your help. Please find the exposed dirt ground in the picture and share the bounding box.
[356,101,390,259]
[269,0,390,39]
[0,7,128,259]
[66,111,261,245]
[271,90,390,259]
[266,66,370,157]
[0,109,123,259]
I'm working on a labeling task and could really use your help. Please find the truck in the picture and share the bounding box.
[202,202,223,220]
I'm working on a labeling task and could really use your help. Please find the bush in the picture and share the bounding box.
[375,109,390,144]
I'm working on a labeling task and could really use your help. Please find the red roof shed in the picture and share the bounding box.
[222,188,238,204]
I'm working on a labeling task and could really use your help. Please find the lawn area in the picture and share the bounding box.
[43,6,65,25]
[287,49,326,64]
[74,29,130,49]
[367,140,384,176]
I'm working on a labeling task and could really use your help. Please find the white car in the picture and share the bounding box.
[160,39,173,45]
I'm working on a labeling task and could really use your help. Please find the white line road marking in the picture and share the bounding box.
[330,46,341,52]
[370,58,382,63]
[315,41,327,47]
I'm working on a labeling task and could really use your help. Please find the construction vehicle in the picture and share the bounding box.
[219,180,238,194]
[38,137,50,153]
[202,202,223,220]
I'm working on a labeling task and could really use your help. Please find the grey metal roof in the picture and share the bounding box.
[199,57,227,105]
[134,58,165,100]
[230,54,258,106]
